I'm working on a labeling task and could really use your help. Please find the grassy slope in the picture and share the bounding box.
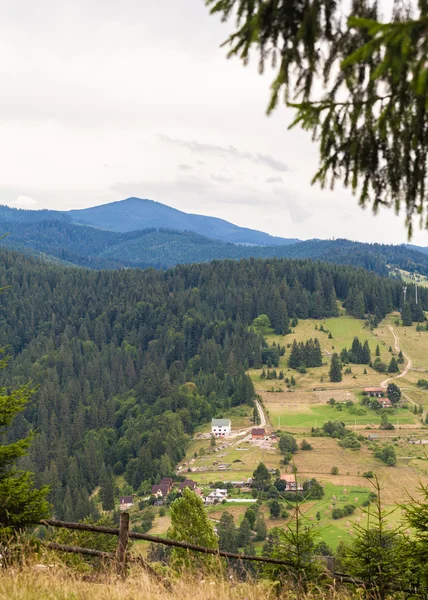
[142,313,428,550]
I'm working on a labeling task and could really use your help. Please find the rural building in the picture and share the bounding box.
[204,488,228,504]
[280,476,303,492]
[364,387,385,397]
[178,479,197,492]
[151,477,174,498]
[119,496,134,510]
[251,427,266,439]
[211,418,231,437]
[379,398,393,408]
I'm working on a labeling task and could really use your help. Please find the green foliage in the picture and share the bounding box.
[387,357,400,373]
[329,353,342,382]
[331,466,339,475]
[254,514,267,541]
[402,302,413,326]
[217,511,238,553]
[237,517,252,547]
[252,463,271,490]
[302,478,324,500]
[206,0,428,235]
[338,478,416,595]
[387,383,402,404]
[374,444,397,466]
[338,432,362,449]
[268,499,281,519]
[0,354,50,535]
[252,314,271,335]
[50,514,117,570]
[168,488,218,571]
[300,439,313,451]
[332,505,356,520]
[278,433,298,456]
[288,338,322,369]
[341,337,371,365]
[1,250,426,522]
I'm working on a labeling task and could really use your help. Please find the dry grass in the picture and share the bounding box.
[0,560,362,600]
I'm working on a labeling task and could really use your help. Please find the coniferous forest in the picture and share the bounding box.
[1,250,426,521]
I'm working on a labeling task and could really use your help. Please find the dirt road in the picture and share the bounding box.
[254,398,267,428]
[380,326,412,388]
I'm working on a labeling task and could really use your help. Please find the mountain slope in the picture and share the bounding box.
[3,203,428,276]
[67,197,299,246]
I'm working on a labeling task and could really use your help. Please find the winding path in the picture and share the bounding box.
[380,326,412,389]
[254,398,267,428]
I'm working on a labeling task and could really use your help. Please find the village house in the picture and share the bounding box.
[251,427,266,439]
[204,488,228,504]
[151,477,174,498]
[379,398,393,408]
[178,479,197,492]
[280,475,303,492]
[119,496,134,510]
[364,387,385,398]
[211,418,231,437]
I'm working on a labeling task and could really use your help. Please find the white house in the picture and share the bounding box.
[204,488,228,504]
[211,418,231,437]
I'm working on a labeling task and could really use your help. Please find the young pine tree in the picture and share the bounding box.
[0,354,50,535]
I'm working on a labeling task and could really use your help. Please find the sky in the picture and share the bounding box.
[0,0,425,245]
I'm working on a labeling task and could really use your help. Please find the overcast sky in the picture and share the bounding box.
[1,0,425,245]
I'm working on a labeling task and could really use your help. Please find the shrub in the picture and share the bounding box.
[331,466,339,475]
[300,439,313,451]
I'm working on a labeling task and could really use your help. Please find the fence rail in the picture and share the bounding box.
[37,516,420,595]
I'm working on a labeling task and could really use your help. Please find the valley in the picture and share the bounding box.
[128,311,428,552]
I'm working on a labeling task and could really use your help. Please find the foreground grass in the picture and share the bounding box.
[0,561,360,600]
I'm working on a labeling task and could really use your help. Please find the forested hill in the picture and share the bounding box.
[68,197,299,245]
[2,205,428,276]
[2,250,426,521]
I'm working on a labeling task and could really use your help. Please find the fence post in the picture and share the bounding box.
[116,512,129,577]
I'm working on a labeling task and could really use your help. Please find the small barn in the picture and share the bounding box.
[251,427,266,439]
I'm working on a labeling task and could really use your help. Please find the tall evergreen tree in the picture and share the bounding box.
[329,353,342,383]
[402,302,413,327]
[217,511,238,553]
[387,357,400,374]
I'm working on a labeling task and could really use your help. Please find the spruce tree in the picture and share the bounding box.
[402,302,413,327]
[237,517,252,547]
[376,345,380,357]
[288,340,301,369]
[329,353,342,382]
[254,514,267,541]
[206,0,428,235]
[387,357,400,374]
[217,511,238,553]
[361,341,371,364]
[0,355,50,535]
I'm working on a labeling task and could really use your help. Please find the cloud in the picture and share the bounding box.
[196,160,206,166]
[211,174,233,184]
[273,187,311,223]
[266,176,283,184]
[159,133,289,172]
[8,195,38,209]
[178,164,192,171]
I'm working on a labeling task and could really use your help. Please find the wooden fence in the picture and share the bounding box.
[37,515,420,595]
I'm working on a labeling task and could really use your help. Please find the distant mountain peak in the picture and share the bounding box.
[67,197,299,246]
